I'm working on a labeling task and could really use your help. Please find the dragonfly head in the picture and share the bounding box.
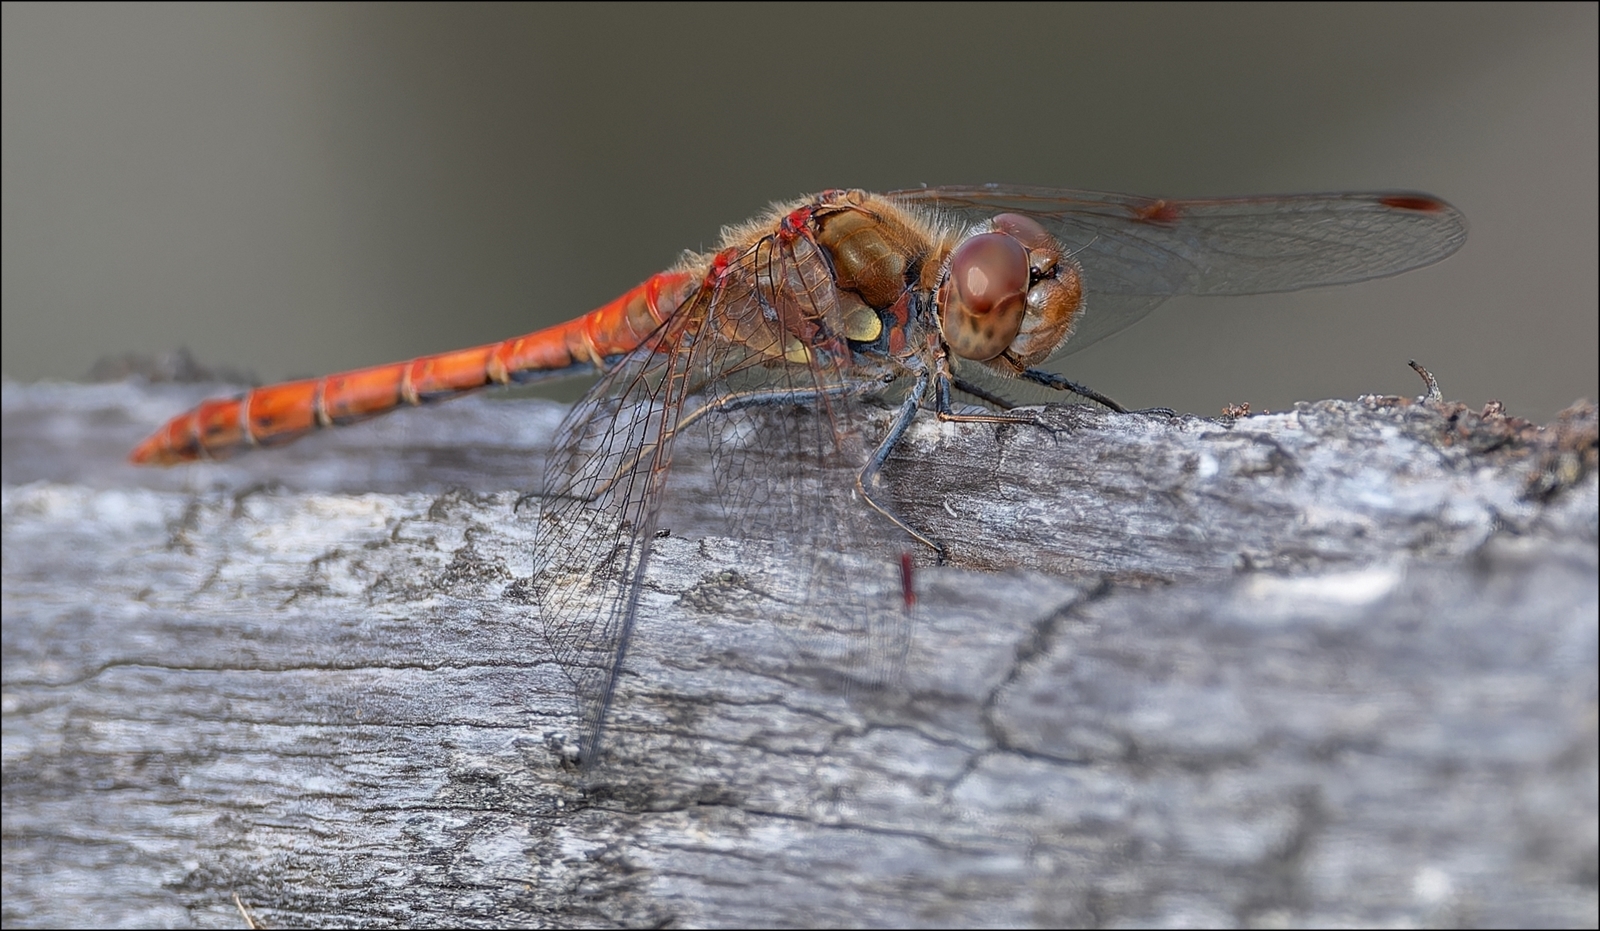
[936,213,1084,372]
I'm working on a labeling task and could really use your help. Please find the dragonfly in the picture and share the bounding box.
[129,185,1467,763]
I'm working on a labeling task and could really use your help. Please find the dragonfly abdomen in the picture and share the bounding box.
[128,271,694,465]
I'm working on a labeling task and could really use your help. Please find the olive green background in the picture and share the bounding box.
[4,3,1595,419]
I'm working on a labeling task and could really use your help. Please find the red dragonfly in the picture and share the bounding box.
[130,185,1466,763]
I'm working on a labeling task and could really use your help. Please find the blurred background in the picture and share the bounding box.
[3,2,1595,420]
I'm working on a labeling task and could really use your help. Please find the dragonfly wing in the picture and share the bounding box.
[533,293,707,766]
[888,185,1467,355]
[684,232,914,697]
[534,230,912,766]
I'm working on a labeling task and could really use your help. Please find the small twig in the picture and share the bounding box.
[1408,359,1443,402]
[233,892,262,929]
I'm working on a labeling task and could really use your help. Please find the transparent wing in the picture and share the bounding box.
[535,231,910,766]
[691,228,912,696]
[533,292,705,766]
[887,185,1467,355]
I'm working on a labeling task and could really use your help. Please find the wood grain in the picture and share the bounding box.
[4,378,1595,928]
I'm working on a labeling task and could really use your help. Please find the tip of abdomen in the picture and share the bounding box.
[128,428,193,466]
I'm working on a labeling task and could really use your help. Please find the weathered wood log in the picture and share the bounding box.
[3,376,1596,928]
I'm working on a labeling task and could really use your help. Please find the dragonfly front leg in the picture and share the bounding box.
[1019,369,1180,417]
[1017,369,1129,413]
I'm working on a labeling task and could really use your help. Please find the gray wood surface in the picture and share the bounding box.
[4,377,1596,928]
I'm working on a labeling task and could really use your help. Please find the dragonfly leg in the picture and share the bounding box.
[947,376,1021,412]
[1017,369,1130,412]
[931,352,1054,434]
[857,370,946,560]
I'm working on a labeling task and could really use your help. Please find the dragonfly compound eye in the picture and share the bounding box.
[987,213,1084,370]
[991,213,1056,274]
[938,232,1030,362]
